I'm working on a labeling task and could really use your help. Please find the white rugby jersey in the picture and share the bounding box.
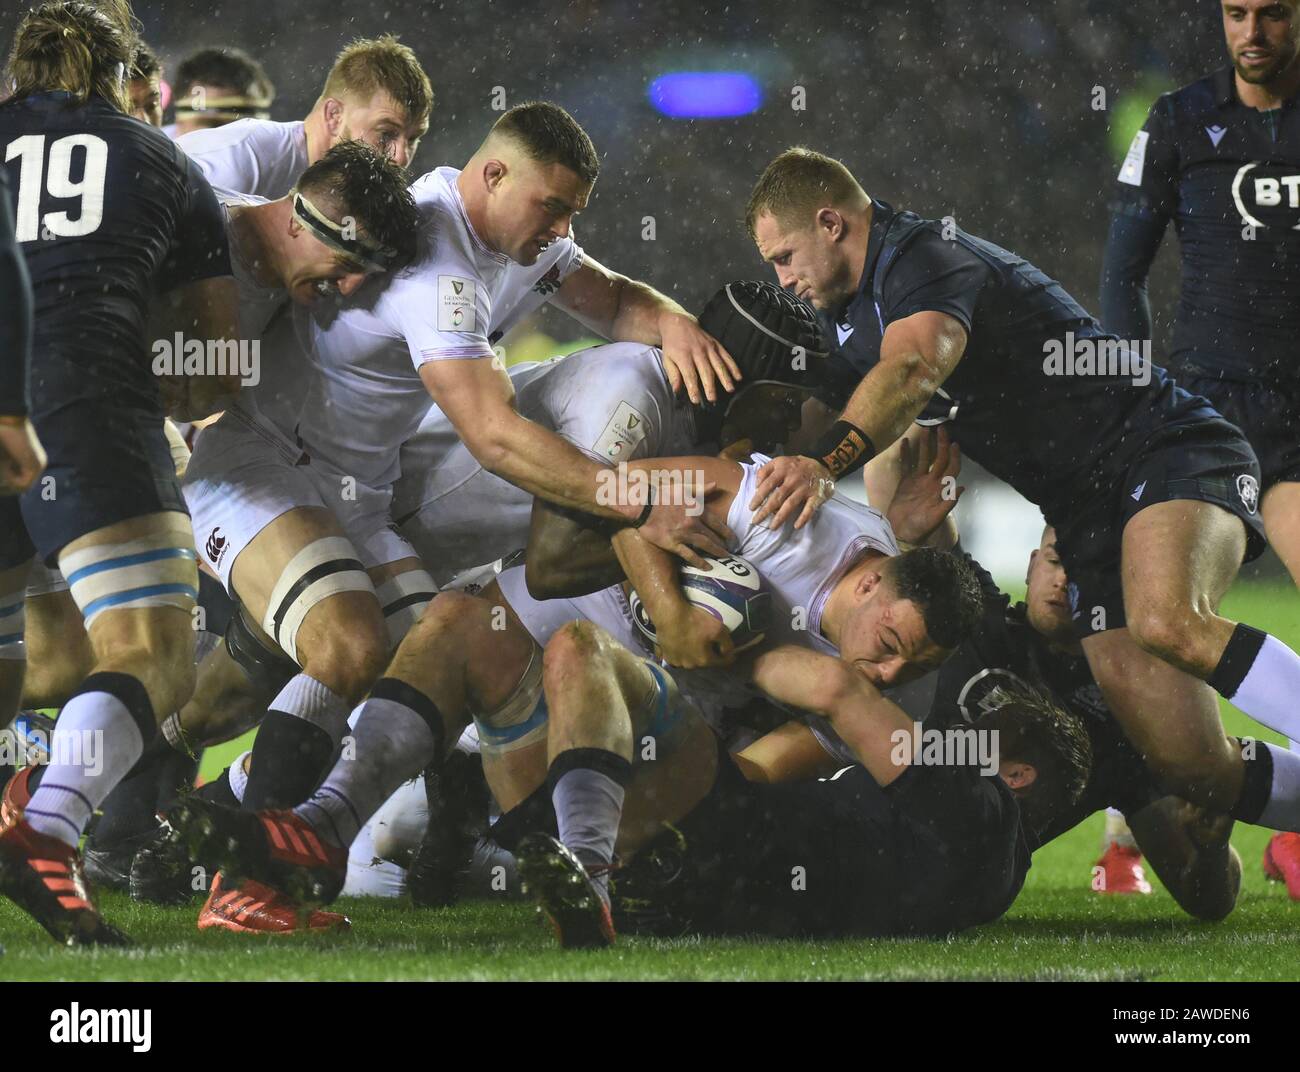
[500,452,900,715]
[393,342,696,580]
[394,342,695,514]
[238,166,585,486]
[177,119,309,200]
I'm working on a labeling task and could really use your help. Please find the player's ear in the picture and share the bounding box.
[816,207,845,241]
[483,159,507,192]
[322,97,345,138]
[1025,549,1038,587]
[1000,760,1038,792]
[857,569,883,597]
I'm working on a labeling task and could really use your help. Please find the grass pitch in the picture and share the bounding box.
[2,582,1298,981]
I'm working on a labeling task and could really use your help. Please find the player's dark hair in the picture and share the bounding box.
[746,147,868,239]
[490,101,599,186]
[978,683,1092,836]
[297,140,421,268]
[6,0,134,113]
[129,38,159,81]
[319,34,432,123]
[173,46,274,103]
[886,547,984,651]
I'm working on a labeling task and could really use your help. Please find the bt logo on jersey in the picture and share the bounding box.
[1232,163,1300,230]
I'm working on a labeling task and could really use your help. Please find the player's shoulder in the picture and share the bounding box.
[214,187,268,209]
[3,93,178,154]
[553,341,665,388]
[177,117,302,155]
[1158,68,1230,121]
[402,167,483,272]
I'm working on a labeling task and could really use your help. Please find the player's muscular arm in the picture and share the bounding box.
[524,498,627,599]
[751,311,967,530]
[839,311,969,453]
[1127,796,1241,922]
[527,452,742,599]
[608,455,743,668]
[421,360,733,562]
[150,276,242,421]
[749,645,914,787]
[422,356,640,519]
[553,256,741,404]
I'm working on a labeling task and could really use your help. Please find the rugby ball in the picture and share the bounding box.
[629,554,772,651]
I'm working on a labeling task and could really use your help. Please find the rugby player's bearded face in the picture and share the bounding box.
[485,159,590,266]
[1024,532,1074,644]
[335,91,427,169]
[129,75,163,127]
[754,211,855,311]
[1223,1,1300,84]
[838,585,949,689]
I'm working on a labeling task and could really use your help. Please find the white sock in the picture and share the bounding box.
[1258,743,1300,832]
[295,697,438,849]
[25,691,145,847]
[1227,634,1300,741]
[227,750,251,803]
[552,767,625,904]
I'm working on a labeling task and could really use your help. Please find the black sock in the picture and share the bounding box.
[89,733,191,846]
[242,710,337,811]
[1230,736,1274,825]
[196,765,241,808]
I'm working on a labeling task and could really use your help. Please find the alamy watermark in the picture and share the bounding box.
[152,332,261,387]
[595,463,706,517]
[1042,332,1150,386]
[890,722,1000,777]
[0,725,103,777]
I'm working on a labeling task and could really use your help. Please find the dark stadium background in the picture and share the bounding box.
[5,0,1274,576]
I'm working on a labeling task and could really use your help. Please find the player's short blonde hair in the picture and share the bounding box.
[746,147,868,238]
[6,0,134,113]
[318,34,432,123]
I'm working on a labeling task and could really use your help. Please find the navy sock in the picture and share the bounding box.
[242,710,337,811]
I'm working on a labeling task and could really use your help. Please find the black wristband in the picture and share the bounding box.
[632,480,657,528]
[810,420,877,478]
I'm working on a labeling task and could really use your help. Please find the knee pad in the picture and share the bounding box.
[225,603,299,695]
[60,528,198,629]
[374,569,437,648]
[261,537,372,664]
[472,645,549,757]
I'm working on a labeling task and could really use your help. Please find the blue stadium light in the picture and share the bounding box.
[648,72,763,119]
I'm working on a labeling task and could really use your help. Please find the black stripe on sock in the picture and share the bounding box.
[1207,623,1268,700]
[72,671,157,745]
[37,782,94,817]
[369,677,446,755]
[1230,737,1274,825]
[382,591,436,617]
[25,807,84,838]
[313,784,362,834]
[547,747,632,791]
[271,558,366,644]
